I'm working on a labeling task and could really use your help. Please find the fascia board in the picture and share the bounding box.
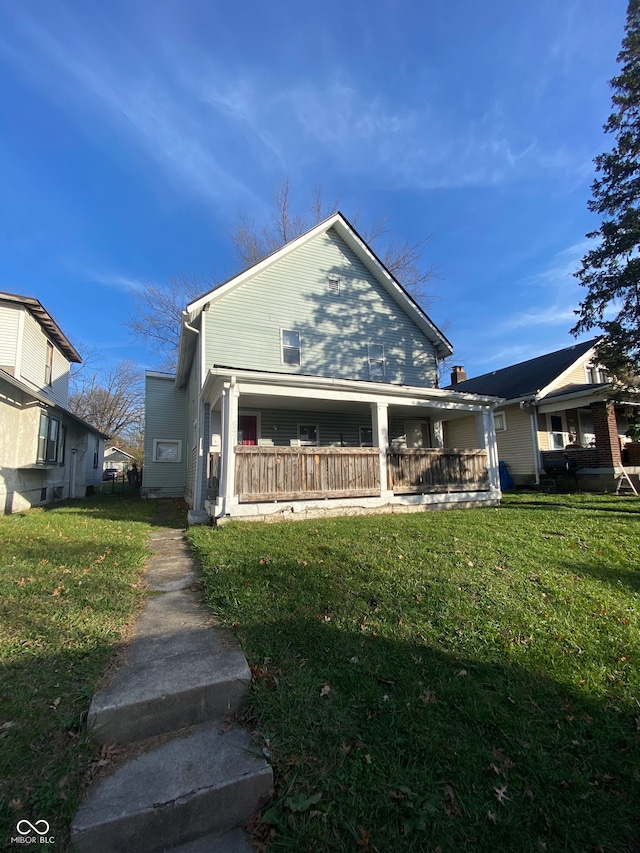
[537,346,598,398]
[203,366,499,407]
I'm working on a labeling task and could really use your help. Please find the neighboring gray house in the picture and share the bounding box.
[0,291,106,514]
[445,340,637,491]
[144,213,501,522]
[103,445,137,476]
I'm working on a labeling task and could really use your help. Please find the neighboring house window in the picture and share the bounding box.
[281,330,301,366]
[37,412,64,463]
[359,426,373,447]
[494,412,507,432]
[586,363,610,384]
[548,414,567,449]
[368,343,385,378]
[45,341,54,385]
[153,439,182,462]
[298,425,318,446]
[93,438,99,469]
[328,275,340,295]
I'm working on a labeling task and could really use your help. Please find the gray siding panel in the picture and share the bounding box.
[204,229,437,386]
[144,375,187,497]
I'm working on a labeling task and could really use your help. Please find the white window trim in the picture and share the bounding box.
[494,412,507,432]
[281,329,301,366]
[368,342,385,378]
[546,413,568,450]
[297,424,319,446]
[153,439,183,463]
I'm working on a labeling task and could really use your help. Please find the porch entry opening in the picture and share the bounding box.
[238,415,257,446]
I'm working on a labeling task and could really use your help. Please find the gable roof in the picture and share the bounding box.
[447,339,599,402]
[0,291,81,363]
[0,367,107,436]
[179,212,452,381]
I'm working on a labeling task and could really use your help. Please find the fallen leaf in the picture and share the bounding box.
[8,799,24,811]
[51,697,61,709]
[320,684,331,698]
[357,825,379,852]
[421,690,437,704]
[487,810,498,824]
[494,785,510,805]
[457,669,468,677]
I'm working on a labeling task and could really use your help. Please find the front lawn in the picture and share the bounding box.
[0,494,154,850]
[189,493,640,852]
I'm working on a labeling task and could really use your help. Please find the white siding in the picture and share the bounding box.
[18,312,70,407]
[0,303,20,371]
[493,405,537,484]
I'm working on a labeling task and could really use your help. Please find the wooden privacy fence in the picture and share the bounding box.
[235,446,380,502]
[387,448,490,493]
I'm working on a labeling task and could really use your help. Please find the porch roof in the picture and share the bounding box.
[201,365,500,421]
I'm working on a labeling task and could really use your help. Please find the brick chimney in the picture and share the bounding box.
[450,366,467,386]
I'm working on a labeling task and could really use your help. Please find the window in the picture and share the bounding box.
[37,412,64,463]
[281,330,301,366]
[359,426,373,447]
[586,363,610,384]
[368,343,385,378]
[93,437,99,469]
[45,342,54,386]
[494,412,507,432]
[153,439,182,463]
[548,414,566,450]
[298,425,318,446]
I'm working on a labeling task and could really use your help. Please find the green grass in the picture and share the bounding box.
[0,493,156,851]
[189,493,640,853]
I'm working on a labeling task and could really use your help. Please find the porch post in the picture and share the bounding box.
[219,379,240,514]
[478,408,500,492]
[590,401,622,468]
[372,402,393,499]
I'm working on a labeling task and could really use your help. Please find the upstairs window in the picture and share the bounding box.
[45,341,54,386]
[281,329,301,366]
[368,343,385,378]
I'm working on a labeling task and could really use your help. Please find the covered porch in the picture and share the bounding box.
[200,368,501,522]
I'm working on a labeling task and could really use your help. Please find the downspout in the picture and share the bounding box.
[193,315,206,513]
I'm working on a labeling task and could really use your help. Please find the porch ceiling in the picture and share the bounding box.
[220,392,477,422]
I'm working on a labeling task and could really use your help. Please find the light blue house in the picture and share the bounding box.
[143,213,501,522]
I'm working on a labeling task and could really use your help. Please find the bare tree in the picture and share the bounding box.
[229,179,437,303]
[127,274,207,372]
[68,359,143,439]
[128,180,438,371]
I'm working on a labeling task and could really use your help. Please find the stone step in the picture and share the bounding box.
[88,591,251,743]
[71,724,273,853]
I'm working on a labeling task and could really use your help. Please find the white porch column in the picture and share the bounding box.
[372,402,393,499]
[478,408,500,492]
[219,379,240,515]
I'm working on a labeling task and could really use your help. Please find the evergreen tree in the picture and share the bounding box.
[572,0,640,382]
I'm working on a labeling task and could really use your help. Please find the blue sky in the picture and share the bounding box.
[0,0,628,379]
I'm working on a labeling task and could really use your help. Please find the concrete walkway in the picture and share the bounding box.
[71,501,273,853]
